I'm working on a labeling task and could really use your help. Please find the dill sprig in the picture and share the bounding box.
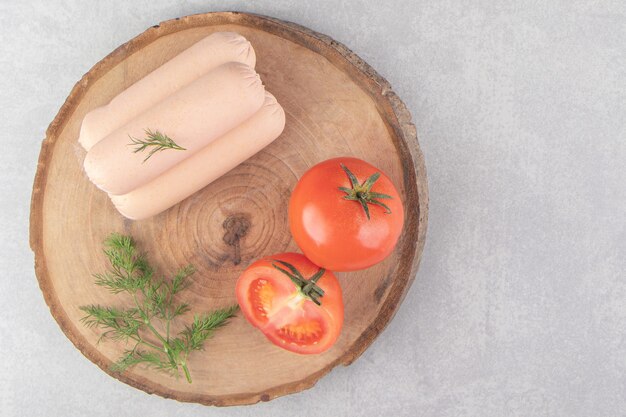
[128,129,186,162]
[80,233,238,383]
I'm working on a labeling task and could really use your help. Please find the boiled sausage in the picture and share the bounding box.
[79,32,256,150]
[110,92,285,220]
[83,62,265,195]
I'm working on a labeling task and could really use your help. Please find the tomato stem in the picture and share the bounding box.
[339,163,393,220]
[272,261,325,305]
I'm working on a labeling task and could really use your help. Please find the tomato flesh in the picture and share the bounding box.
[249,278,274,324]
[278,319,324,345]
[248,278,326,346]
[236,253,343,354]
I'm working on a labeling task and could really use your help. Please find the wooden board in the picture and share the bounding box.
[29,12,428,406]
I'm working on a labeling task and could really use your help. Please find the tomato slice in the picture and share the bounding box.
[236,253,344,354]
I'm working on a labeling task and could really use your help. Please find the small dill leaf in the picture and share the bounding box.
[128,129,186,163]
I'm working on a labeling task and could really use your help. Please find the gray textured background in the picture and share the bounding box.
[2,1,625,416]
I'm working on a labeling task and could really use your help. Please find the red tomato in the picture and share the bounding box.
[289,157,404,271]
[236,252,344,354]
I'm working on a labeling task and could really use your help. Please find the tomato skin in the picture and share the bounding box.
[289,157,404,271]
[236,253,343,354]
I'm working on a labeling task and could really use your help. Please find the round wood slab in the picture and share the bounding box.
[30,12,428,406]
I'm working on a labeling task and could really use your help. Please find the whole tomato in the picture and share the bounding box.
[236,252,343,354]
[289,157,404,271]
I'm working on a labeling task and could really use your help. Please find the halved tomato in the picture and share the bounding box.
[236,252,344,354]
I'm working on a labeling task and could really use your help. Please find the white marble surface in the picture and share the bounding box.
[1,1,625,416]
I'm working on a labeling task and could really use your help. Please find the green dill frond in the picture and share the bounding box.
[179,305,239,351]
[79,233,238,384]
[79,305,141,342]
[144,278,168,318]
[172,303,191,318]
[171,265,195,295]
[111,349,177,375]
[128,129,186,163]
[95,233,152,294]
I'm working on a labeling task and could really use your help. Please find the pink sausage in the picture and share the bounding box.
[83,62,266,195]
[79,32,256,150]
[110,92,285,220]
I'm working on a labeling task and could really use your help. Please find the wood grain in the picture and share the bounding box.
[29,12,428,406]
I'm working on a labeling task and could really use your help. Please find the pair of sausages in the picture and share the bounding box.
[81,32,286,220]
